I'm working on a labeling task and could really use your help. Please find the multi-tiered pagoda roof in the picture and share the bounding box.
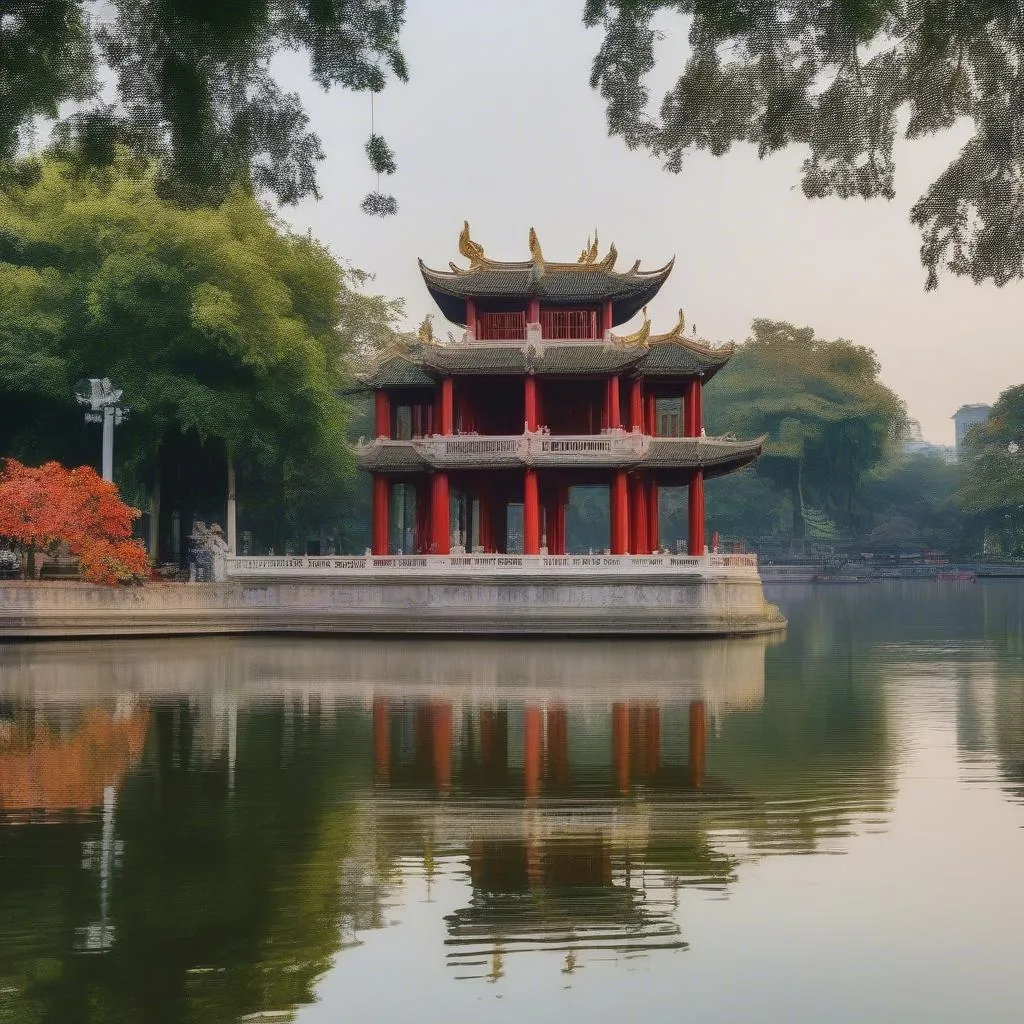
[419,224,674,326]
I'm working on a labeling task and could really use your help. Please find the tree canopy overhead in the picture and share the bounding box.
[2,0,407,211]
[585,1,1024,289]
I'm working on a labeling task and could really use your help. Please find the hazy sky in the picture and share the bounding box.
[276,0,1023,444]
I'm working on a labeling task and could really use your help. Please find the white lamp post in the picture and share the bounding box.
[74,379,127,482]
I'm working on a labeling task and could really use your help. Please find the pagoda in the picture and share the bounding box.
[353,224,763,558]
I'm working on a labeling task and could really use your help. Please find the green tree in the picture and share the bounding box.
[958,384,1024,557]
[0,151,404,557]
[705,318,905,544]
[585,1,1024,288]
[1,0,406,213]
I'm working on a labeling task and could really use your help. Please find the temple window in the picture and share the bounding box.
[477,310,526,341]
[541,308,598,340]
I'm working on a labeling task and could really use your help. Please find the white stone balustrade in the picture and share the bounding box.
[224,552,760,580]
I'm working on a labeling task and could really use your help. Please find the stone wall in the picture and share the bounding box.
[0,575,786,639]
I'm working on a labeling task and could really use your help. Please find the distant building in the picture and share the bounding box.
[899,418,955,461]
[952,404,993,452]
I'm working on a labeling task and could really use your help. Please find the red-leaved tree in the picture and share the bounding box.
[0,460,150,584]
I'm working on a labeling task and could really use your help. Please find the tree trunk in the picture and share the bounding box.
[791,461,806,545]
[226,445,237,555]
[148,466,161,563]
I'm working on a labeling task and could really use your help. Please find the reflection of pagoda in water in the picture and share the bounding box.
[368,690,747,977]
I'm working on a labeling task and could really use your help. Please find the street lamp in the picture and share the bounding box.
[74,379,127,483]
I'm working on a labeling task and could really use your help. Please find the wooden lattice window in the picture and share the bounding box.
[541,308,597,340]
[477,311,526,340]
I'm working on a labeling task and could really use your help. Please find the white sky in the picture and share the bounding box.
[276,0,1024,444]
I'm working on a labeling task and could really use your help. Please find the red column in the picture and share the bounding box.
[631,476,649,555]
[689,699,707,789]
[612,701,629,794]
[432,702,452,793]
[441,377,454,435]
[479,490,493,552]
[373,695,390,785]
[688,469,705,555]
[524,469,540,555]
[372,475,390,555]
[602,299,613,335]
[466,298,477,338]
[611,470,629,554]
[645,393,657,435]
[524,376,538,431]
[524,705,543,798]
[528,298,540,325]
[374,391,391,439]
[431,472,450,554]
[609,375,621,429]
[629,378,643,431]
[648,481,660,552]
[685,379,702,437]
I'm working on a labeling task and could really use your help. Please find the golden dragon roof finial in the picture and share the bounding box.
[458,221,486,268]
[528,227,545,272]
[578,230,599,265]
[417,313,435,346]
[615,306,651,347]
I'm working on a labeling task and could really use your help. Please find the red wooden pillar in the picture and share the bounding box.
[629,378,643,431]
[524,468,540,555]
[528,298,540,325]
[645,393,657,435]
[689,699,707,789]
[602,299,613,335]
[374,391,391,439]
[608,375,621,429]
[440,377,454,435]
[631,475,649,555]
[648,481,660,552]
[431,472,450,554]
[478,489,493,552]
[466,298,477,338]
[372,475,390,555]
[432,702,452,793]
[611,470,629,554]
[524,705,543,799]
[524,376,538,432]
[373,695,390,785]
[688,469,705,556]
[612,701,630,794]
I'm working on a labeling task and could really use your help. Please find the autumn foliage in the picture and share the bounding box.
[0,459,150,584]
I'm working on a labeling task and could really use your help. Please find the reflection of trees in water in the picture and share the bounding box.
[0,699,380,1024]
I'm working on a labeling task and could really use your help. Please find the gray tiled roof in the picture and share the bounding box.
[349,339,731,392]
[419,262,673,326]
[646,436,764,477]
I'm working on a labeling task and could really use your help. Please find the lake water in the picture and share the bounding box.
[1,581,1023,1024]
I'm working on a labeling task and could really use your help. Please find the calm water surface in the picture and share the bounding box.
[1,582,1023,1023]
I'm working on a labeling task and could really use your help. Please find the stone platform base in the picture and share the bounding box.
[0,574,786,639]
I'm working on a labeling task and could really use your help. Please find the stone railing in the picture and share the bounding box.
[224,552,760,579]
[403,430,650,468]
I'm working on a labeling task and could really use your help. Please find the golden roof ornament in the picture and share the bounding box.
[458,221,486,268]
[528,227,545,272]
[578,231,599,265]
[615,306,651,347]
[417,313,435,346]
